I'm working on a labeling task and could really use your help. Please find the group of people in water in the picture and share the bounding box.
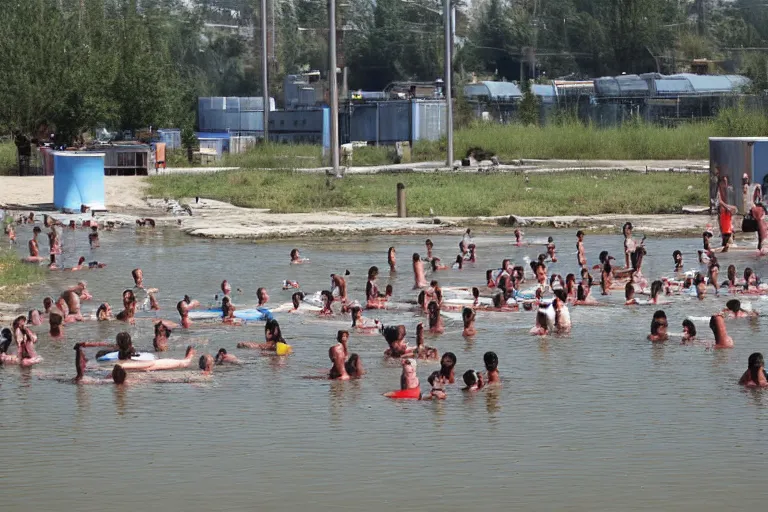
[3,208,768,392]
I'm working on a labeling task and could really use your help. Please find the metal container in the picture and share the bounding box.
[412,100,446,141]
[709,137,768,212]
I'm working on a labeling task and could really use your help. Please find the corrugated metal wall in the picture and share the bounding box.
[198,97,275,133]
[708,138,767,212]
[412,100,447,141]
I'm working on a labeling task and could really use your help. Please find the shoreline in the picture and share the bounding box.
[0,174,719,241]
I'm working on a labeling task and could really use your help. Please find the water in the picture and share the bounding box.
[3,225,768,511]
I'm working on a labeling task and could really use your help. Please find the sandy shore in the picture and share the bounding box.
[0,176,150,212]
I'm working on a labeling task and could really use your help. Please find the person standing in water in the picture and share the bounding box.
[412,253,427,288]
[716,174,736,251]
[576,230,586,268]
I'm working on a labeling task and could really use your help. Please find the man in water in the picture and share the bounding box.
[114,345,196,372]
[484,351,500,384]
[462,369,484,391]
[330,273,348,305]
[710,314,734,348]
[412,253,427,288]
[215,348,240,364]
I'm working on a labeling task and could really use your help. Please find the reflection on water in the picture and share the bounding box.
[2,226,768,510]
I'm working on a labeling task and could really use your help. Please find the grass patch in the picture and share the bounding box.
[0,249,44,302]
[413,120,714,162]
[0,141,16,175]
[146,170,708,217]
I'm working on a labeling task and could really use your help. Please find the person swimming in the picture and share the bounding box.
[462,369,484,391]
[739,352,768,387]
[382,325,410,358]
[290,248,309,264]
[648,310,669,342]
[681,319,697,343]
[412,323,438,360]
[673,250,683,271]
[462,307,476,337]
[427,301,444,334]
[484,351,500,384]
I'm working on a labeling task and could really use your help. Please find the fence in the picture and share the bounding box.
[468,94,768,128]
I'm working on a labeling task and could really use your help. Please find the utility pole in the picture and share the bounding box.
[261,0,269,141]
[329,0,340,176]
[444,0,453,167]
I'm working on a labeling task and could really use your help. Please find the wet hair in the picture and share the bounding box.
[472,287,480,299]
[131,268,142,282]
[256,287,267,304]
[441,352,457,373]
[682,319,697,337]
[290,248,299,259]
[221,296,234,317]
[709,315,719,331]
[673,250,682,263]
[264,319,284,342]
[622,222,633,235]
[553,288,567,303]
[651,311,668,335]
[218,348,227,355]
[427,301,440,327]
[462,307,475,327]
[427,370,441,387]
[484,351,498,372]
[0,327,12,352]
[727,265,737,286]
[463,369,478,387]
[576,230,584,237]
[350,306,362,327]
[367,266,379,280]
[291,291,305,309]
[425,239,433,247]
[43,296,53,310]
[337,330,349,343]
[417,290,426,307]
[726,299,741,314]
[387,247,396,265]
[624,282,634,299]
[33,226,41,234]
[577,284,587,301]
[492,293,504,308]
[320,290,334,306]
[112,365,127,384]
[382,325,405,345]
[198,354,214,371]
[748,352,765,384]
[345,353,361,377]
[744,268,754,289]
[415,322,425,343]
[116,332,134,356]
[454,254,463,269]
[413,252,420,262]
[536,310,549,331]
[650,280,663,300]
[486,269,494,282]
[430,259,440,272]
[501,259,510,271]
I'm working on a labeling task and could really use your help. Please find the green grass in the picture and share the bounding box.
[0,249,44,302]
[146,170,708,217]
[0,141,16,175]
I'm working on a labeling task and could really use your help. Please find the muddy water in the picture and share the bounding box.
[3,226,768,512]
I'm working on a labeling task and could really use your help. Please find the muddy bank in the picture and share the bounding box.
[171,197,718,240]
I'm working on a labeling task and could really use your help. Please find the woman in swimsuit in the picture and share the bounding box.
[387,247,396,272]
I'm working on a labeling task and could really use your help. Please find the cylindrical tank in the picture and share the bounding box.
[53,152,106,212]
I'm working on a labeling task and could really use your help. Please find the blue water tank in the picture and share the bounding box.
[53,152,106,212]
